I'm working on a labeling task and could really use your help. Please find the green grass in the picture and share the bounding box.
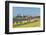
[13,18,40,28]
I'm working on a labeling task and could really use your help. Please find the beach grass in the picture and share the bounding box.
[13,18,40,28]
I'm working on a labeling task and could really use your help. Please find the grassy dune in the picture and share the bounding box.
[13,18,40,28]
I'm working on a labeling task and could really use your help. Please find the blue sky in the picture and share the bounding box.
[13,7,40,17]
